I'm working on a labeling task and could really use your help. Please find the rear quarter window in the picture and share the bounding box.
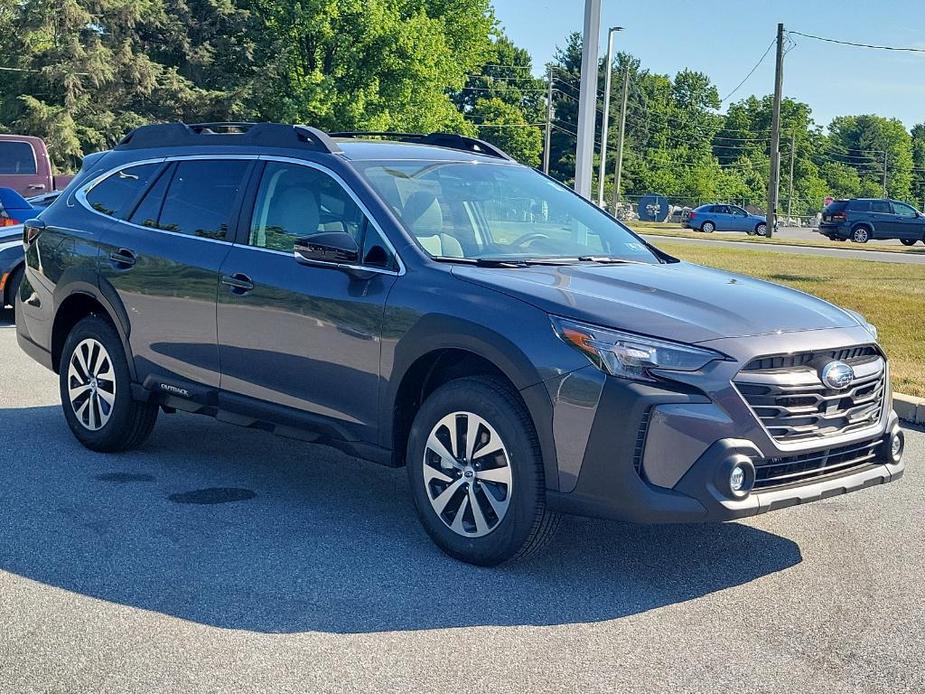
[0,141,37,175]
[847,200,871,212]
[84,163,160,218]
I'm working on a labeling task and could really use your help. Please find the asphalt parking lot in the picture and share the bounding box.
[1,308,923,694]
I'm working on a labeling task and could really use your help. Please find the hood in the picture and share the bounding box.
[451,261,859,344]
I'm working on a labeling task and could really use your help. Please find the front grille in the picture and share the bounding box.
[752,439,882,490]
[734,347,885,443]
[740,345,878,372]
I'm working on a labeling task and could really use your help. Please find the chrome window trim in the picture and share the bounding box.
[74,153,406,274]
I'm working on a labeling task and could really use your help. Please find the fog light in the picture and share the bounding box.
[730,466,746,493]
[889,430,904,464]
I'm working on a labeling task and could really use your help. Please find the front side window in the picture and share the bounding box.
[154,160,249,239]
[356,161,660,263]
[0,141,37,174]
[893,202,918,218]
[85,163,160,218]
[249,161,396,269]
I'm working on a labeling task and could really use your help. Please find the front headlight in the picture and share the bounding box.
[551,316,726,382]
[844,309,878,341]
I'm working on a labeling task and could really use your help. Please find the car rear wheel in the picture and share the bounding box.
[900,238,918,246]
[851,226,870,243]
[59,314,158,452]
[701,221,715,233]
[406,376,559,566]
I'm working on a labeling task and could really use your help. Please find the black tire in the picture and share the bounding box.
[406,376,559,566]
[701,221,715,233]
[5,263,23,315]
[851,226,871,243]
[59,314,158,452]
[900,238,918,246]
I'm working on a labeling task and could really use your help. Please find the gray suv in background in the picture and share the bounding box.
[15,123,905,565]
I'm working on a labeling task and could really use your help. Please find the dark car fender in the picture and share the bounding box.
[380,309,570,490]
[50,272,136,380]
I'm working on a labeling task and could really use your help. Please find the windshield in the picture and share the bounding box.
[355,160,661,264]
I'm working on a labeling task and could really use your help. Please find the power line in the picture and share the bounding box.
[720,37,776,103]
[788,30,925,53]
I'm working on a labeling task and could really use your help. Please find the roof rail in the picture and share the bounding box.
[116,122,343,154]
[329,131,514,161]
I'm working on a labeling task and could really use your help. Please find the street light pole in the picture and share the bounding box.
[543,67,554,174]
[574,0,602,199]
[611,67,630,213]
[597,26,623,207]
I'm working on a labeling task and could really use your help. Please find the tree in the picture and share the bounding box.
[244,0,493,133]
[452,31,545,164]
[827,114,914,201]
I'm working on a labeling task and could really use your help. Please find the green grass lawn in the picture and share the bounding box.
[655,240,925,397]
[629,223,925,255]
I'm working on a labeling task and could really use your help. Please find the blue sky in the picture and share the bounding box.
[492,0,925,131]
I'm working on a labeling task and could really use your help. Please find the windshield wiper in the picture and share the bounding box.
[576,255,648,264]
[431,256,576,267]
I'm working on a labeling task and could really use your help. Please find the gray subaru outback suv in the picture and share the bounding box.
[15,123,904,565]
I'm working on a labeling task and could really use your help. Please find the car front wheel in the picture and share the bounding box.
[900,238,918,246]
[406,376,559,565]
[59,314,158,452]
[755,222,768,236]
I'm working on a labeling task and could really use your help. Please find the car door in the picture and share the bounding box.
[216,158,401,442]
[710,205,731,230]
[95,156,252,389]
[890,201,924,241]
[729,205,750,231]
[868,200,894,238]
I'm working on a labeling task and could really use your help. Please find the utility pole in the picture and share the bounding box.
[611,67,630,213]
[786,132,796,223]
[574,0,602,199]
[767,22,785,237]
[597,26,623,207]
[883,151,888,196]
[543,67,554,174]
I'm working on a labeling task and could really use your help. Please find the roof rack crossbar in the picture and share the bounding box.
[116,122,343,154]
[328,131,514,161]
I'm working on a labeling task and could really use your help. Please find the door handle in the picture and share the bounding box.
[27,184,46,191]
[221,272,254,294]
[109,248,136,268]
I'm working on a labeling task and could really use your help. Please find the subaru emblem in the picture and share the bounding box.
[821,361,854,390]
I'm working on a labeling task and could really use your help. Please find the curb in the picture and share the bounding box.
[895,393,925,425]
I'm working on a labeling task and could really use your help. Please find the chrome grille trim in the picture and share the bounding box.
[734,349,886,444]
[751,439,882,490]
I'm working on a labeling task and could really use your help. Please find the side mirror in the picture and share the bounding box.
[294,231,359,266]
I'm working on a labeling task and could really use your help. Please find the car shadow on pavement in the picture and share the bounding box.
[0,405,802,634]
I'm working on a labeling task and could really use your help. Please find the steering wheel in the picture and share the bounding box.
[509,232,551,248]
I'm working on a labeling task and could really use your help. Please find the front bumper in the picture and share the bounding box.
[543,328,904,523]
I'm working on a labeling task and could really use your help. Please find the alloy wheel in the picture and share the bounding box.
[422,411,513,538]
[67,338,116,431]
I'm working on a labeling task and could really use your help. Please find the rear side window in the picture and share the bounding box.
[155,160,249,240]
[0,141,37,174]
[85,164,160,218]
[871,200,892,214]
[826,201,848,212]
[846,200,869,212]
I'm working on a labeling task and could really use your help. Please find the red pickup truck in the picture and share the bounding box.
[0,134,72,196]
